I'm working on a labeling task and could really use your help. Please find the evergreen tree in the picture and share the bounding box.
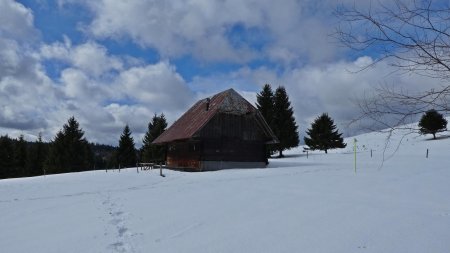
[418,109,447,139]
[27,133,48,176]
[256,84,276,157]
[117,125,136,168]
[304,113,346,154]
[46,117,93,173]
[272,86,300,157]
[14,135,27,176]
[256,84,275,126]
[141,114,167,162]
[0,135,15,179]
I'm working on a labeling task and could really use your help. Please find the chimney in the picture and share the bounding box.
[206,98,210,111]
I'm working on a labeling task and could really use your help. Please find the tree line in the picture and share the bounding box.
[255,84,447,157]
[0,115,168,179]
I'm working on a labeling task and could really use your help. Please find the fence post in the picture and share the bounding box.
[159,163,163,177]
[371,149,372,158]
[426,149,429,158]
[353,138,357,174]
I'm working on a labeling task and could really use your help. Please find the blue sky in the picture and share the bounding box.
[19,0,282,83]
[0,0,444,146]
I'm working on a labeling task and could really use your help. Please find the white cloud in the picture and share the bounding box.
[115,62,194,112]
[40,39,124,77]
[0,0,38,42]
[67,0,341,65]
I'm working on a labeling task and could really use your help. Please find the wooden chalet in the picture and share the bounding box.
[152,88,278,171]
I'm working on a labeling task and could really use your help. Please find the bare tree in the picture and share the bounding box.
[335,0,450,131]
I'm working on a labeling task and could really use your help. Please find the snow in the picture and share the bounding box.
[1,127,450,253]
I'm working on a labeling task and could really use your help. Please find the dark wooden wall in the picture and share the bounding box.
[198,113,266,162]
[166,113,268,170]
[166,141,201,169]
[197,113,265,141]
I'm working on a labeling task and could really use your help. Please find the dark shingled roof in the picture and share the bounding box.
[152,88,278,144]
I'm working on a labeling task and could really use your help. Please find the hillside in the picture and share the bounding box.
[0,126,449,253]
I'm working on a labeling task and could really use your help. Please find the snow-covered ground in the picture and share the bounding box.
[1,127,449,253]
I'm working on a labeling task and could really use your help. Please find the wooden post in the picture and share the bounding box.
[353,138,357,174]
[426,149,429,158]
[371,149,372,158]
[119,164,121,172]
[159,163,163,177]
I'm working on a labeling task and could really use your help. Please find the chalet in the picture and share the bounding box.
[152,88,278,171]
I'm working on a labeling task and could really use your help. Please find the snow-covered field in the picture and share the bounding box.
[1,127,449,253]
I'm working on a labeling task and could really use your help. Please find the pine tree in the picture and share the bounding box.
[14,134,27,176]
[46,117,93,173]
[256,84,276,157]
[272,86,300,157]
[418,109,447,139]
[117,125,136,168]
[304,113,346,154]
[141,114,167,162]
[0,135,15,179]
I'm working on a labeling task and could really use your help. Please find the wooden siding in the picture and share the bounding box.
[166,141,202,170]
[198,113,266,162]
[201,139,265,162]
[197,113,265,141]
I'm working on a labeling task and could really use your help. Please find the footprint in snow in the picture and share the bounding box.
[108,241,133,253]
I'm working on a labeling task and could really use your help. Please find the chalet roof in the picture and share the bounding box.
[152,88,278,144]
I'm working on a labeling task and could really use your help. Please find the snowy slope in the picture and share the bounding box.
[1,126,449,253]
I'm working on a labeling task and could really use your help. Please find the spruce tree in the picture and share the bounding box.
[272,86,300,157]
[141,114,167,162]
[418,109,447,139]
[117,125,137,168]
[256,84,276,156]
[304,113,346,154]
[256,84,275,126]
[46,117,93,173]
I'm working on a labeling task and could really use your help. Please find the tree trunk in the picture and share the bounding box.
[278,149,283,158]
[433,133,436,139]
